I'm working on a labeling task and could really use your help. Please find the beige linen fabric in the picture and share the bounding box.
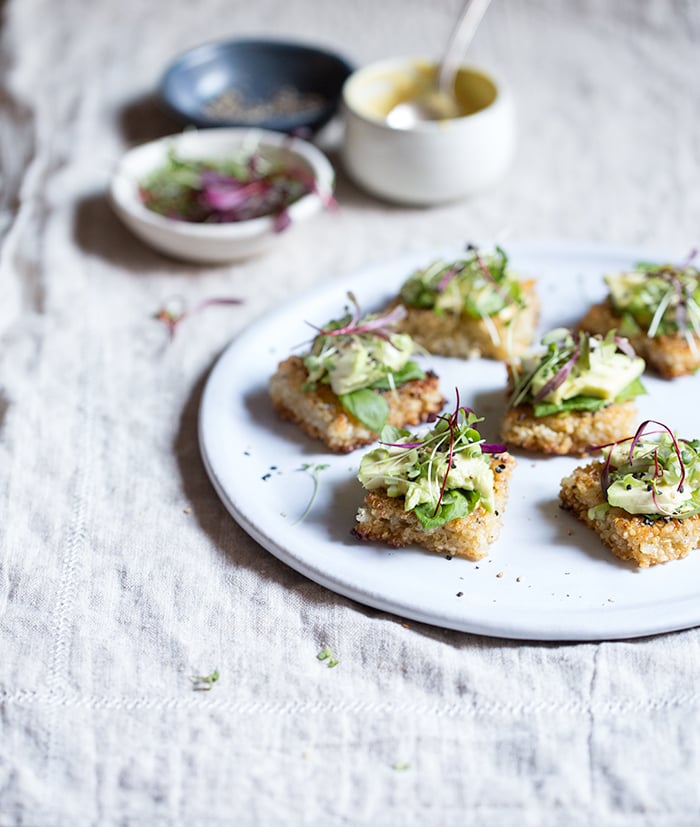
[1,1,700,825]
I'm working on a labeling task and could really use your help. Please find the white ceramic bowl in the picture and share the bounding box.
[110,127,335,263]
[341,56,515,205]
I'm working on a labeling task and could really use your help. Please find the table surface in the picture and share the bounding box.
[1,1,700,825]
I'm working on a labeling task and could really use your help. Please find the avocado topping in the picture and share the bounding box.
[399,244,527,321]
[303,293,425,432]
[591,420,700,520]
[358,402,506,530]
[508,328,646,417]
[604,258,700,340]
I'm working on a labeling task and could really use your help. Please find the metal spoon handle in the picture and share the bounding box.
[437,0,493,95]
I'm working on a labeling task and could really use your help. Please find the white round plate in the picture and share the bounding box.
[199,241,700,641]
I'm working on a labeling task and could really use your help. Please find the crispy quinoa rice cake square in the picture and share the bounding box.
[560,461,700,567]
[501,400,639,457]
[393,281,540,360]
[579,301,700,379]
[268,355,444,453]
[353,452,515,559]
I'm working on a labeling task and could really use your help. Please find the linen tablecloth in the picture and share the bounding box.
[2,1,700,824]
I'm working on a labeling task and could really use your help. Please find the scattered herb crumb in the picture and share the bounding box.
[392,761,411,771]
[190,668,220,691]
[183,507,191,514]
[456,591,464,597]
[316,645,340,668]
[262,473,272,481]
[496,571,504,578]
[516,576,523,582]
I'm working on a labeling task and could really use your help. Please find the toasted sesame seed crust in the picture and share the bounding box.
[268,355,445,453]
[352,453,515,560]
[559,461,700,567]
[579,301,700,379]
[501,401,638,456]
[390,283,540,360]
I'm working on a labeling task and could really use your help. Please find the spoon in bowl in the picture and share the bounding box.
[386,0,493,129]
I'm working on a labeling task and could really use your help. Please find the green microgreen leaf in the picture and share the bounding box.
[293,463,330,525]
[339,389,389,433]
[413,488,476,529]
[370,361,425,390]
[190,668,220,691]
[316,645,340,667]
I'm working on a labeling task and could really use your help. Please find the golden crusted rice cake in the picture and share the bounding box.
[268,295,444,453]
[577,259,700,379]
[502,400,639,457]
[393,244,540,360]
[353,403,515,560]
[559,420,700,566]
[269,355,443,453]
[501,328,646,456]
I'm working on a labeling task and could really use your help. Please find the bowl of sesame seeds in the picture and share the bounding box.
[159,38,354,136]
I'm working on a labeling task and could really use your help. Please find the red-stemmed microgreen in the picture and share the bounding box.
[155,295,243,338]
[379,390,505,517]
[436,263,465,293]
[306,293,407,343]
[629,258,700,339]
[468,242,511,305]
[596,419,687,502]
[532,345,580,402]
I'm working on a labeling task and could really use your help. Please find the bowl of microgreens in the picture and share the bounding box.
[109,127,336,263]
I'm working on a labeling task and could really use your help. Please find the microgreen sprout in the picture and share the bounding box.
[607,258,700,342]
[293,463,330,525]
[468,242,511,304]
[307,292,407,343]
[594,420,699,518]
[155,296,243,338]
[374,389,504,519]
[508,328,645,415]
[190,668,220,691]
[301,295,425,432]
[316,645,340,668]
[399,244,523,328]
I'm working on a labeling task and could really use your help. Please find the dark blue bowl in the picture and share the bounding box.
[159,38,354,135]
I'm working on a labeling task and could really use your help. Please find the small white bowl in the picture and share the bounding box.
[342,56,515,205]
[110,127,335,263]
